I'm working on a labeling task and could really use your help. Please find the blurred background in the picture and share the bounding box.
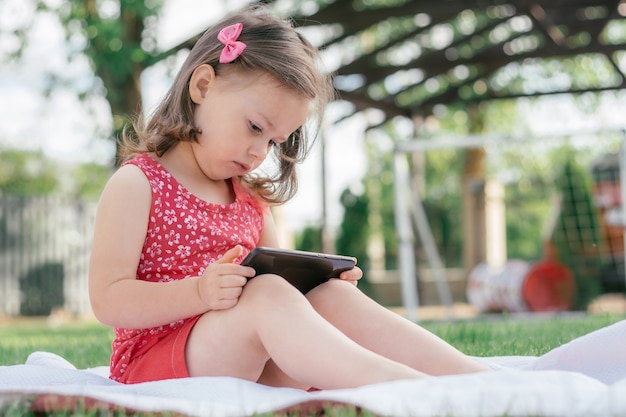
[1,0,626,320]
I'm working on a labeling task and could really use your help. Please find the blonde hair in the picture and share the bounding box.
[120,5,335,204]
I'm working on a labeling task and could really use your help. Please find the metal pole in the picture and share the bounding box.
[393,152,419,322]
[320,131,334,254]
[619,129,626,294]
[407,179,454,316]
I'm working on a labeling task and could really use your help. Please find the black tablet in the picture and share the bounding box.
[241,247,356,294]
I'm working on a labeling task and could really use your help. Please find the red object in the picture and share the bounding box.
[522,260,576,311]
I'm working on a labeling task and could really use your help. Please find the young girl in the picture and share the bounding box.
[88,5,490,390]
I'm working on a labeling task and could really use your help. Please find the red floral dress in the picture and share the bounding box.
[109,153,265,382]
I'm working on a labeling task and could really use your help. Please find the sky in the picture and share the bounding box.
[1,0,626,239]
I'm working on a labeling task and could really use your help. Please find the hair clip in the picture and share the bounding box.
[218,23,247,64]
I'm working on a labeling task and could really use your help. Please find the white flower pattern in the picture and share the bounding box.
[109,153,264,382]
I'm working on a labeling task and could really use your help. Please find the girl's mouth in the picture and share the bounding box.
[235,161,252,173]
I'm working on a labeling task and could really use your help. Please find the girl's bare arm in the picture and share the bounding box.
[88,165,254,329]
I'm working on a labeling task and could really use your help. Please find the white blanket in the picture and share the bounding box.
[1,319,626,417]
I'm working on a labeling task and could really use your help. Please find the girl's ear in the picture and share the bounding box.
[189,64,216,104]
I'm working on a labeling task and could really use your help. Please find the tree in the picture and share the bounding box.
[0,149,59,195]
[335,187,370,273]
[60,0,164,137]
[295,225,323,253]
[335,186,373,294]
[3,0,167,161]
[71,162,113,200]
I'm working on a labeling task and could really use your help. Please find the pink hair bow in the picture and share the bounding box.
[218,23,247,64]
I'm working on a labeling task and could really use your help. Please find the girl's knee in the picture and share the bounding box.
[245,273,292,291]
[313,277,358,294]
[306,278,360,304]
[242,274,303,304]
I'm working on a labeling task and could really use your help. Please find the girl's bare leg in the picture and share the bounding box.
[257,358,309,389]
[185,274,424,389]
[305,279,491,375]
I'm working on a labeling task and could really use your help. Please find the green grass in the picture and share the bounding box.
[424,312,626,356]
[1,312,625,416]
[0,320,114,369]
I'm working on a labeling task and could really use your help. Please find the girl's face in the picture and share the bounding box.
[188,65,311,182]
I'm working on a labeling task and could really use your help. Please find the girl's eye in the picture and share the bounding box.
[249,122,262,133]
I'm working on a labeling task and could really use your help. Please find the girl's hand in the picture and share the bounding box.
[339,263,362,286]
[197,245,255,311]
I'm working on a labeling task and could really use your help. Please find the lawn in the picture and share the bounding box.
[1,312,625,416]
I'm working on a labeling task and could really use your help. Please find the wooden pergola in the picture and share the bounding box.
[164,0,626,122]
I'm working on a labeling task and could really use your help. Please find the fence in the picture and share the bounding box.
[0,193,97,317]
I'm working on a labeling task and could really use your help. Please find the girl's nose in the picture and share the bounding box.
[249,141,270,160]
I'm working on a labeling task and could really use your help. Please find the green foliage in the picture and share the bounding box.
[361,131,400,271]
[421,148,465,267]
[491,143,556,261]
[71,162,111,200]
[19,262,65,316]
[0,148,110,200]
[54,0,164,120]
[550,152,604,309]
[376,158,401,270]
[295,225,323,253]
[422,198,463,266]
[0,149,59,195]
[335,187,371,274]
[480,99,518,133]
[9,0,166,150]
[353,0,413,10]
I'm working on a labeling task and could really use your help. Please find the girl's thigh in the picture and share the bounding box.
[184,274,294,381]
[185,304,268,380]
